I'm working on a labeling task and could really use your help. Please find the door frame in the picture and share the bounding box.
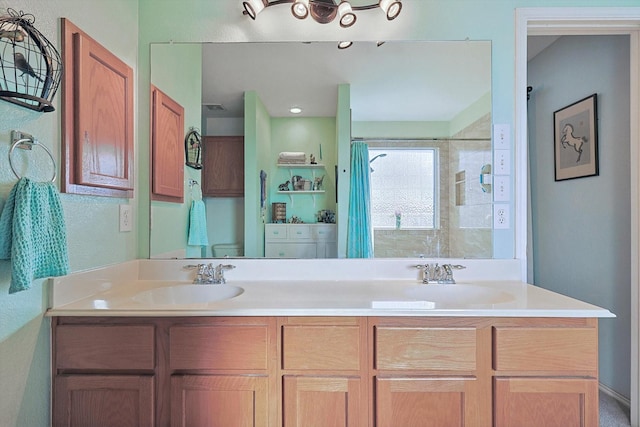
[514,7,640,426]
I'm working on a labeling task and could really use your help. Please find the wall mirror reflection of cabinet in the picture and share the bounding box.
[61,19,134,198]
[202,136,244,197]
[151,85,184,203]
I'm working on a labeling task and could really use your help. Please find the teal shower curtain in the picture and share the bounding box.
[347,141,373,258]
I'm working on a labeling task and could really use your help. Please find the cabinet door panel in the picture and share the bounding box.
[74,31,133,190]
[55,325,155,371]
[151,85,184,202]
[375,377,477,427]
[282,324,361,371]
[493,327,597,373]
[171,375,268,427]
[283,376,363,427]
[54,375,154,427]
[170,325,268,371]
[375,326,477,371]
[494,377,598,427]
[202,136,244,196]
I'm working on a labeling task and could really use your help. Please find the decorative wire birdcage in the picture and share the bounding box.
[0,9,62,112]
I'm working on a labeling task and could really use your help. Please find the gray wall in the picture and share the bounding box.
[528,35,631,397]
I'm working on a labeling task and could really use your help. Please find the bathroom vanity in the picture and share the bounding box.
[47,259,612,427]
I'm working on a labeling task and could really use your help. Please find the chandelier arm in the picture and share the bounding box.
[351,4,380,11]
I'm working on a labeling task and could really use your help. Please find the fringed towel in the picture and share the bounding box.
[0,178,70,293]
[187,200,209,246]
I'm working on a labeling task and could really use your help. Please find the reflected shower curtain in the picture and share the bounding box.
[347,141,373,258]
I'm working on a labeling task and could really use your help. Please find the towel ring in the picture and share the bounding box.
[8,137,57,183]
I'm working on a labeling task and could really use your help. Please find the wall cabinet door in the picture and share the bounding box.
[494,377,599,427]
[61,19,134,198]
[151,85,184,202]
[202,136,244,197]
[171,375,268,427]
[283,376,363,427]
[54,375,154,427]
[375,376,478,427]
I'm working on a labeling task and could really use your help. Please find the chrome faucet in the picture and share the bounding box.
[415,263,466,284]
[185,263,235,284]
[213,264,236,284]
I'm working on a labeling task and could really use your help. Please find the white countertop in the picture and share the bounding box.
[46,259,615,318]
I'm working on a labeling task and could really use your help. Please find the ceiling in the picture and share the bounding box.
[201,40,491,122]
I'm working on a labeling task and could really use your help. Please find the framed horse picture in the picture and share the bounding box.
[553,93,599,181]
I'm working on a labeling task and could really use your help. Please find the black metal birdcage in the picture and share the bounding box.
[0,9,62,112]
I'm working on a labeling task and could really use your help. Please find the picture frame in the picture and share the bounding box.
[553,93,598,181]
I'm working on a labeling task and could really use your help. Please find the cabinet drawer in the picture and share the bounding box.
[170,325,268,370]
[265,242,317,258]
[265,224,287,240]
[282,325,362,371]
[55,325,155,371]
[314,225,336,241]
[375,326,477,371]
[493,327,597,372]
[287,225,312,239]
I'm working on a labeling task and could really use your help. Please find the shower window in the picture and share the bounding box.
[369,148,438,229]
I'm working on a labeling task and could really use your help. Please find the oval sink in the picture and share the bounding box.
[132,284,244,306]
[403,284,514,306]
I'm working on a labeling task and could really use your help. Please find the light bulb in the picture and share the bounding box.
[291,0,309,19]
[338,2,356,28]
[379,0,402,20]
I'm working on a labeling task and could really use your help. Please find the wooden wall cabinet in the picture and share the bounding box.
[52,316,599,426]
[202,136,244,197]
[61,19,134,198]
[151,85,184,203]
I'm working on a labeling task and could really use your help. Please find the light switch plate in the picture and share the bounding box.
[119,204,132,232]
[493,124,511,150]
[493,176,510,202]
[494,149,511,175]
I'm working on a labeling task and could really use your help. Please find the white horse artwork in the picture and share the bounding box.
[561,123,587,163]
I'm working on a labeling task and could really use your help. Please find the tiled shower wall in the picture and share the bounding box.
[372,113,492,258]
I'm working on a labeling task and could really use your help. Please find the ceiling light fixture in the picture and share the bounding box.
[242,0,402,26]
[290,106,302,114]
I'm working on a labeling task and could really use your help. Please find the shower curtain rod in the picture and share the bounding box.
[352,137,492,143]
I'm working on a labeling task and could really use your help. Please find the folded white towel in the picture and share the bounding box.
[278,152,306,164]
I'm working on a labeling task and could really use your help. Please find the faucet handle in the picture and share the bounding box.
[414,263,433,284]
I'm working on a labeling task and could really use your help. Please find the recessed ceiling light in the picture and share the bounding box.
[290,107,302,114]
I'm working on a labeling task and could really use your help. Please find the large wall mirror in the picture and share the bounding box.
[150,41,493,259]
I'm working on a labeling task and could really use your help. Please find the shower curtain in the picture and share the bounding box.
[347,141,373,258]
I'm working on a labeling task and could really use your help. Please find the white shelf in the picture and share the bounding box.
[277,164,325,169]
[277,190,325,195]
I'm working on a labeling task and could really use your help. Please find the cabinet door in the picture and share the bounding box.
[151,85,184,202]
[494,377,598,427]
[61,19,134,197]
[54,375,154,427]
[171,375,268,427]
[283,376,363,427]
[375,377,478,427]
[202,136,244,197]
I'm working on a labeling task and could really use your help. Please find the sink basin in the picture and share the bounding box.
[403,284,515,306]
[132,284,244,306]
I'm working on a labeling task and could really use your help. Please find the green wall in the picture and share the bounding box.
[150,43,202,258]
[0,1,139,425]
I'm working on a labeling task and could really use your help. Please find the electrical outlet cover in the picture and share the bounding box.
[494,204,509,229]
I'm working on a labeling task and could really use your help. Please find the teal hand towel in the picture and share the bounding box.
[187,200,209,246]
[0,178,70,294]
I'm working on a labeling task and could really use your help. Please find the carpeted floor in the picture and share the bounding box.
[600,391,631,426]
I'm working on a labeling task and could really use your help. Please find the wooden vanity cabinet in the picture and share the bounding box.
[52,316,599,427]
[52,318,156,427]
[492,318,599,427]
[279,317,368,427]
[371,317,492,427]
[167,317,277,427]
